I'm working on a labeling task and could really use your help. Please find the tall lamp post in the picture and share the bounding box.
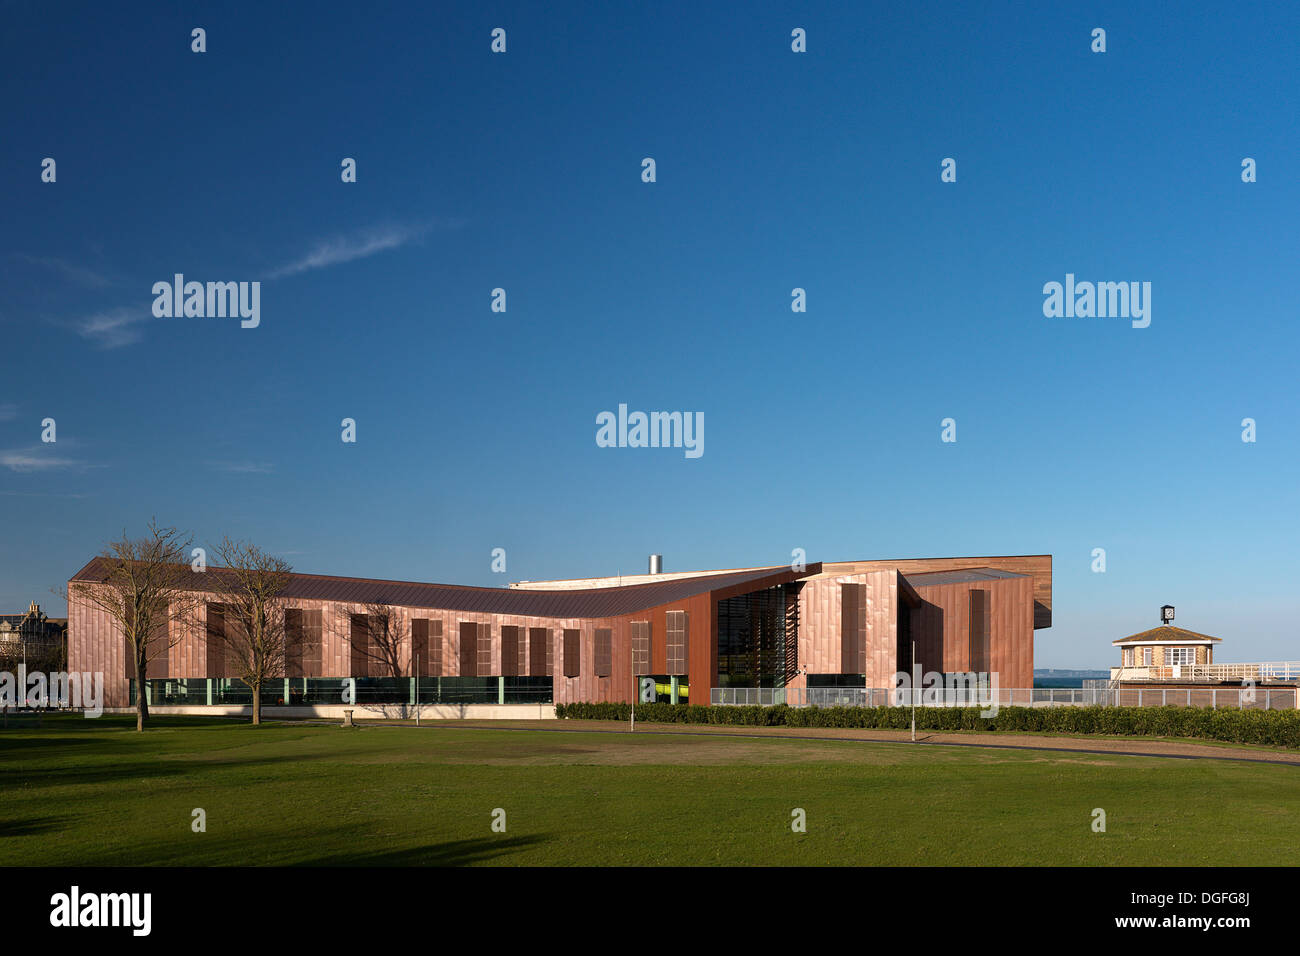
[910,640,916,743]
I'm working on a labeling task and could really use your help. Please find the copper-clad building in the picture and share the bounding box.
[67,553,1050,710]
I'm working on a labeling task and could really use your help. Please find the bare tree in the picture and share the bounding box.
[358,601,407,678]
[209,539,293,725]
[66,520,201,731]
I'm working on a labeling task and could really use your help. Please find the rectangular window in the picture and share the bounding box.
[594,628,612,677]
[477,623,492,676]
[1168,647,1194,667]
[1122,647,1133,667]
[1143,646,1153,666]
[350,614,372,677]
[529,627,549,676]
[285,608,303,677]
[302,609,322,676]
[205,603,226,679]
[459,622,478,677]
[631,621,651,676]
[840,584,865,674]
[562,629,581,677]
[430,621,443,676]
[284,608,322,678]
[501,626,521,677]
[666,610,688,676]
[410,619,444,677]
[968,589,990,673]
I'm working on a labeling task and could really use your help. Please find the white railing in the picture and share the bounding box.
[1110,662,1300,683]
[712,686,1298,710]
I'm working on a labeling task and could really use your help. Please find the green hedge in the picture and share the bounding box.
[554,701,788,726]
[554,702,1300,749]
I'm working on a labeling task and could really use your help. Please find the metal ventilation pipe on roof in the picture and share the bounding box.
[648,554,663,575]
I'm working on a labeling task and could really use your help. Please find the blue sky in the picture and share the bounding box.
[3,1,1297,667]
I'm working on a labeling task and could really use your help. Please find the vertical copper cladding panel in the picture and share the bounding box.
[500,626,521,677]
[968,590,990,673]
[863,571,900,689]
[528,627,549,676]
[411,618,429,677]
[562,629,580,677]
[205,603,226,679]
[665,611,688,675]
[840,583,863,674]
[66,593,122,708]
[285,608,304,678]
[910,576,1033,688]
[594,628,612,677]
[822,556,1052,629]
[304,609,323,675]
[798,571,901,686]
[458,621,478,677]
[350,614,371,677]
[429,620,443,676]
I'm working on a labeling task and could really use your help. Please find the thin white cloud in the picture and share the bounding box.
[268,222,451,279]
[211,461,276,474]
[76,307,149,349]
[0,490,92,498]
[0,447,85,472]
[16,254,113,289]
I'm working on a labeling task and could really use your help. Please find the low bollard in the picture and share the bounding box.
[342,709,354,727]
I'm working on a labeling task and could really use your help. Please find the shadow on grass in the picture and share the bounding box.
[0,815,69,838]
[0,749,352,794]
[296,834,549,866]
[45,829,553,868]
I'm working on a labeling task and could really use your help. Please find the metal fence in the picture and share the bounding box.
[712,686,1298,710]
[130,676,554,707]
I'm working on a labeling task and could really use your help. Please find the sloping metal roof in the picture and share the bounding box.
[1113,625,1222,645]
[903,567,1029,587]
[69,557,812,619]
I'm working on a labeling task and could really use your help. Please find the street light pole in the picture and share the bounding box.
[911,639,916,743]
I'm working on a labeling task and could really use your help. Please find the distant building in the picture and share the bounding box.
[1113,623,1220,673]
[0,601,67,664]
[1109,606,1297,700]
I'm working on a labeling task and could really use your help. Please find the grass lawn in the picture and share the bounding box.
[2,715,1298,866]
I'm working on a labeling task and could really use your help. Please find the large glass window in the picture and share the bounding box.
[716,584,799,688]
